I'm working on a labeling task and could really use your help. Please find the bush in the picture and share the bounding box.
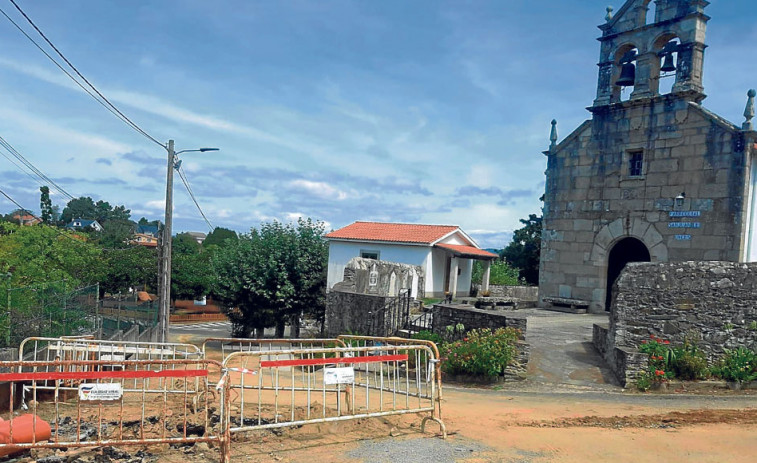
[670,343,709,380]
[636,335,674,391]
[471,260,521,286]
[440,327,520,378]
[711,347,757,383]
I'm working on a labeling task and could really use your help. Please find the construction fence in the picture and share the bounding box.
[0,335,445,462]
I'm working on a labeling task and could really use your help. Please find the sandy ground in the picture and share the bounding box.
[212,386,757,463]
[21,373,757,463]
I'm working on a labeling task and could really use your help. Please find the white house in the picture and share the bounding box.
[325,221,497,298]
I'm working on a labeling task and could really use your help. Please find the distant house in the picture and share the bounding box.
[325,221,497,298]
[131,224,159,247]
[187,232,207,244]
[65,218,103,232]
[10,211,41,226]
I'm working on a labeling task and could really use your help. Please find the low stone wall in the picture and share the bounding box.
[431,304,527,338]
[488,285,538,305]
[325,290,394,337]
[595,261,757,386]
[432,304,529,380]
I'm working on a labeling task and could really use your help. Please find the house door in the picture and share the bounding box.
[605,237,650,311]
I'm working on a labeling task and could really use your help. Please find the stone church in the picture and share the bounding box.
[539,0,757,313]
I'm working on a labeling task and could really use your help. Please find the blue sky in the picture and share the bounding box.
[0,0,754,248]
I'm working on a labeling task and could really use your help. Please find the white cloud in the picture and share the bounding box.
[145,200,165,210]
[289,179,348,200]
[0,107,132,154]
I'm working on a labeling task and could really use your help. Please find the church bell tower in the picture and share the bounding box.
[592,0,709,107]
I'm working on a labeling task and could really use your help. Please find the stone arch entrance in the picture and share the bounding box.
[605,237,651,311]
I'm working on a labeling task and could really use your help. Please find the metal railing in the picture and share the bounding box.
[17,337,204,402]
[220,343,445,440]
[0,358,229,462]
[337,335,444,418]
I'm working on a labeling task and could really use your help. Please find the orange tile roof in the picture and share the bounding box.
[435,243,498,259]
[325,221,459,244]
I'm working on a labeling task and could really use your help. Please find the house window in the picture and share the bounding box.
[360,250,379,260]
[629,151,644,177]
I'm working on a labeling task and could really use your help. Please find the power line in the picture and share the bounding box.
[3,1,164,148]
[0,135,75,200]
[177,165,214,232]
[0,186,143,253]
[0,6,153,147]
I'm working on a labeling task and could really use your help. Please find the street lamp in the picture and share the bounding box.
[158,140,218,343]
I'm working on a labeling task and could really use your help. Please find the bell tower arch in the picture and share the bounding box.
[593,0,709,108]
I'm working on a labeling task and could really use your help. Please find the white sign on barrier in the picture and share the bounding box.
[79,383,123,401]
[324,367,354,385]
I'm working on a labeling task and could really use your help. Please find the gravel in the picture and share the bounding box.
[346,436,489,463]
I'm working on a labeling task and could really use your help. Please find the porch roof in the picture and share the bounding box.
[435,243,497,259]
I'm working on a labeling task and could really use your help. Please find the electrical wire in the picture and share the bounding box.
[0,135,75,200]
[2,1,164,148]
[176,165,214,232]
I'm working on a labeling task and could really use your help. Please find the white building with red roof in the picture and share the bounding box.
[325,221,497,298]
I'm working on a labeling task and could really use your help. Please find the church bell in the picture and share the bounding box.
[660,54,676,73]
[615,63,636,87]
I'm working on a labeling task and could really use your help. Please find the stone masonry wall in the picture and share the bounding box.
[595,261,757,385]
[431,305,527,338]
[332,257,424,299]
[431,304,529,380]
[540,97,751,313]
[488,285,539,303]
[325,290,393,337]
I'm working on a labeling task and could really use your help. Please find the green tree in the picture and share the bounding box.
[0,223,101,288]
[60,197,131,226]
[501,214,542,285]
[99,246,158,295]
[39,186,55,224]
[203,227,238,248]
[212,219,327,338]
[171,232,214,301]
[60,197,97,225]
[472,259,521,286]
[96,218,135,249]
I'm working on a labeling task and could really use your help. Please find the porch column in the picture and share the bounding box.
[448,257,459,299]
[481,259,491,293]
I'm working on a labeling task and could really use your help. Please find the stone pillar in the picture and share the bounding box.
[631,52,655,100]
[481,260,491,294]
[448,257,459,299]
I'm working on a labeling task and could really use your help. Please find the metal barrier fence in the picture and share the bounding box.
[20,337,203,363]
[201,337,346,359]
[337,335,444,418]
[0,358,229,462]
[220,343,445,440]
[18,338,204,403]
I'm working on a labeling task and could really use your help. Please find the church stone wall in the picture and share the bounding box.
[540,97,747,312]
[594,261,757,385]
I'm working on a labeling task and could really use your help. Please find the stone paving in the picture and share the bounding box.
[510,308,619,392]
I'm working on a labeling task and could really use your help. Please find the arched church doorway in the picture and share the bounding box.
[605,237,651,311]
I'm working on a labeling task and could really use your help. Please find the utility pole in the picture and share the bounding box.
[157,140,218,344]
[158,139,175,344]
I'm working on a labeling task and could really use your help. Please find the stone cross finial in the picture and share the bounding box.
[605,6,614,22]
[744,89,756,131]
[550,119,558,150]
